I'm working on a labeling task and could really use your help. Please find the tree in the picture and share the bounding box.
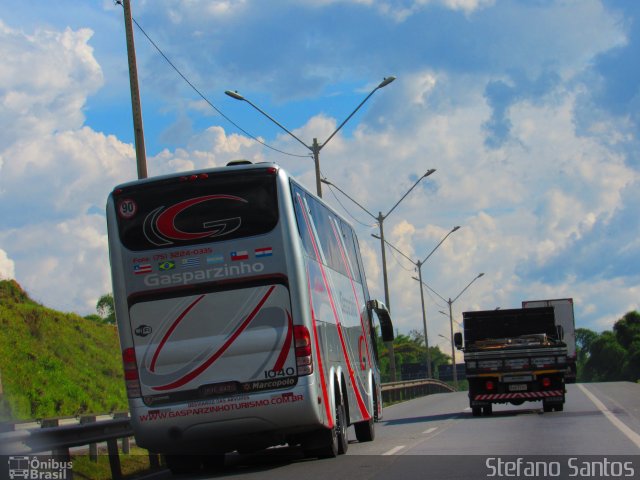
[613,311,640,350]
[96,293,116,325]
[583,331,627,382]
[575,327,598,381]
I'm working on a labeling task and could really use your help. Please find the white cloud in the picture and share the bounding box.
[0,214,110,313]
[0,249,15,280]
[0,21,102,146]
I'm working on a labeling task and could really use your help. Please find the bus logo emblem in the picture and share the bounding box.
[135,325,153,337]
[143,195,247,246]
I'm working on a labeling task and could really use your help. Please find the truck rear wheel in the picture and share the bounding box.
[482,404,493,415]
[472,407,481,417]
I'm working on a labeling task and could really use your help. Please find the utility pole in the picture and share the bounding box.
[122,0,148,179]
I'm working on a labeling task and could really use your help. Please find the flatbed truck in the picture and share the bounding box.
[454,307,567,416]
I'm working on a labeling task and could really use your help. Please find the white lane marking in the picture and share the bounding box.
[578,384,640,450]
[422,427,437,434]
[382,445,405,456]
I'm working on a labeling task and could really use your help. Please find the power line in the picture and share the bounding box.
[116,2,309,159]
[387,247,415,272]
[324,182,375,228]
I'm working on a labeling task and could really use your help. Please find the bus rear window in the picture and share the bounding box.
[114,171,278,251]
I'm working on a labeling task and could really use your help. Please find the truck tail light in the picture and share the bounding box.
[542,377,552,388]
[294,325,313,376]
[485,380,495,391]
[122,347,142,398]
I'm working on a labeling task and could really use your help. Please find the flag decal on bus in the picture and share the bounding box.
[181,258,200,268]
[255,247,273,258]
[134,263,152,275]
[230,250,249,261]
[206,254,224,264]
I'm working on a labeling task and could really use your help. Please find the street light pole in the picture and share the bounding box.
[413,272,484,389]
[372,226,460,378]
[322,169,435,312]
[225,76,396,197]
[322,171,436,381]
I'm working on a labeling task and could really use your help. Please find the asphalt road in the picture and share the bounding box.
[150,382,640,479]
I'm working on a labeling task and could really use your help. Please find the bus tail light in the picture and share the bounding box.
[122,347,142,398]
[294,325,313,376]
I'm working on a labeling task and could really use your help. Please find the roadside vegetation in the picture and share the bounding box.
[576,311,640,383]
[0,280,127,421]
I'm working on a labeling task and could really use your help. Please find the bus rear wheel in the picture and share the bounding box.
[165,454,202,475]
[354,417,375,442]
[304,396,348,458]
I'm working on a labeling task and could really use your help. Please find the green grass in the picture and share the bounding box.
[72,446,160,480]
[0,280,127,421]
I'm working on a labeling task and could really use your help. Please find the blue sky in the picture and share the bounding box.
[0,0,638,355]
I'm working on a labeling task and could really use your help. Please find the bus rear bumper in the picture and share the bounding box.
[129,381,323,454]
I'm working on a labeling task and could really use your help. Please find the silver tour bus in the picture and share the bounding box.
[106,161,394,473]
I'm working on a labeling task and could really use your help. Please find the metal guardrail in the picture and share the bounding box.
[0,379,454,478]
[381,378,455,403]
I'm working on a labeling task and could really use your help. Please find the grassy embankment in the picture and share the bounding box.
[0,279,127,421]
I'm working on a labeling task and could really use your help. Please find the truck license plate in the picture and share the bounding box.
[508,384,528,392]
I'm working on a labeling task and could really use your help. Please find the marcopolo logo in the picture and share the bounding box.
[7,456,72,479]
[135,324,153,337]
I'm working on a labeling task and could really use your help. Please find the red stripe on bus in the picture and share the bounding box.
[297,195,333,427]
[330,221,373,371]
[151,286,276,391]
[297,195,369,419]
[272,311,293,372]
[149,294,205,372]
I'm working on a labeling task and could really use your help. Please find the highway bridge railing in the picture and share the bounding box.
[381,378,454,404]
[0,379,454,479]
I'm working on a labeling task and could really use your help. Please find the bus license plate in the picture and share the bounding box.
[508,384,528,392]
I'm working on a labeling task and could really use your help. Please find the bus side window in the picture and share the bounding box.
[291,188,317,261]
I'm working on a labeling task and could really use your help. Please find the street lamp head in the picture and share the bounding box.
[225,90,245,101]
[377,76,397,89]
[478,272,485,278]
[452,226,461,232]
[423,168,436,178]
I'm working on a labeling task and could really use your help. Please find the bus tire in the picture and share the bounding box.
[354,417,375,442]
[304,426,338,459]
[336,402,349,454]
[165,454,202,474]
[202,454,225,471]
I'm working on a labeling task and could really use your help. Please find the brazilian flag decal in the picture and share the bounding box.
[158,261,176,271]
